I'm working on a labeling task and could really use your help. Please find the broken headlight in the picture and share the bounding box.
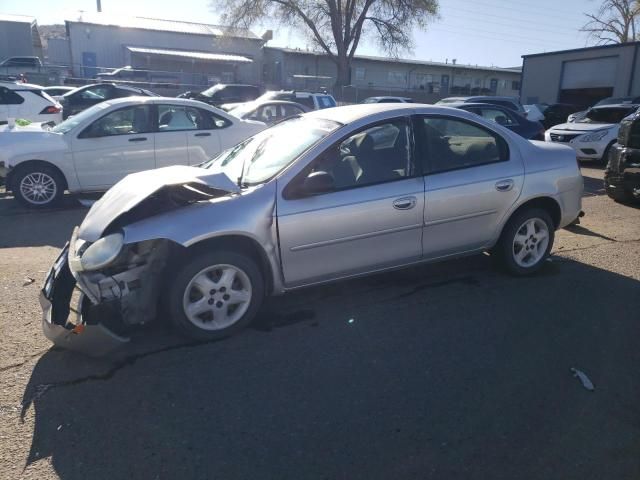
[80,232,124,271]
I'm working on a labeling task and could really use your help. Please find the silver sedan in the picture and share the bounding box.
[40,104,584,355]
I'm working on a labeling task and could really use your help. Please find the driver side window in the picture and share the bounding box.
[308,119,413,191]
[81,105,152,138]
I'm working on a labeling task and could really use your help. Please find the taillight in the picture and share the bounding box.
[40,106,61,114]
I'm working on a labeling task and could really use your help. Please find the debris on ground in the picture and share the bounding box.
[571,368,595,391]
[22,277,34,287]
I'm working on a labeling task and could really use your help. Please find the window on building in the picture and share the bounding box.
[387,71,406,85]
[512,80,521,91]
[355,67,366,81]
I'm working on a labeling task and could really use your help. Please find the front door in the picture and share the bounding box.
[71,104,155,189]
[415,115,524,258]
[277,118,425,287]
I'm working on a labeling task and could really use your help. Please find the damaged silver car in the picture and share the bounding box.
[40,104,584,355]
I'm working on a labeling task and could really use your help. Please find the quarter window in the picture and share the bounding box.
[419,117,508,174]
[309,119,413,190]
[82,105,152,137]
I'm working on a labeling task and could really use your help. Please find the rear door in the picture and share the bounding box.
[70,104,155,188]
[155,104,192,168]
[185,106,228,164]
[415,114,524,258]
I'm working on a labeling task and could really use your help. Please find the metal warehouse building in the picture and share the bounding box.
[264,47,522,103]
[521,42,640,107]
[0,13,43,62]
[63,13,268,88]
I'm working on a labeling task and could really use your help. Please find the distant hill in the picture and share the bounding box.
[38,24,66,50]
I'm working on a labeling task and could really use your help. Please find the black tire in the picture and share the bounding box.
[167,250,264,341]
[496,208,555,276]
[12,163,65,208]
[605,184,635,203]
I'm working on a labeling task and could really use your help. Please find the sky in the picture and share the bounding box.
[1,0,601,68]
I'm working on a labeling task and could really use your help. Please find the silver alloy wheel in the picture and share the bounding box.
[19,172,57,205]
[512,217,550,268]
[182,264,252,331]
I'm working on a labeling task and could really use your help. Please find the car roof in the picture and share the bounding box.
[0,81,43,90]
[305,103,472,124]
[591,103,639,109]
[102,95,229,110]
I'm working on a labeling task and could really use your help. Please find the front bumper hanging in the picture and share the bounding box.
[40,243,129,356]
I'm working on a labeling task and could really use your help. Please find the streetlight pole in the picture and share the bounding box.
[97,0,102,12]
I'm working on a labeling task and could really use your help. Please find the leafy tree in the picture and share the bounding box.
[581,0,640,44]
[212,0,439,87]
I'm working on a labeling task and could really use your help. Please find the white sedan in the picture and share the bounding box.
[0,97,265,207]
[545,104,638,163]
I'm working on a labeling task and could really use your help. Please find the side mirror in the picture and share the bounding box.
[303,171,334,195]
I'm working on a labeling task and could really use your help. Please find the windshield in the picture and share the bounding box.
[595,97,632,106]
[199,85,225,98]
[201,117,340,185]
[581,106,638,124]
[51,102,111,134]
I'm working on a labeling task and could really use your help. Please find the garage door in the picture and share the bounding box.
[561,56,618,89]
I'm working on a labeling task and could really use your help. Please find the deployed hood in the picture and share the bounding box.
[551,121,617,132]
[78,165,240,242]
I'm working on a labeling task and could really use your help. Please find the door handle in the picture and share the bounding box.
[393,196,417,210]
[195,132,211,137]
[128,137,147,142]
[495,179,514,192]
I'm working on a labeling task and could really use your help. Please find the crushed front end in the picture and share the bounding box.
[40,228,169,356]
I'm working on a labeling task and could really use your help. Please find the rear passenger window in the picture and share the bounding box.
[420,117,509,174]
[309,119,414,190]
[0,87,25,105]
[189,107,231,129]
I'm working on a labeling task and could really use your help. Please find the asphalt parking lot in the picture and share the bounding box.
[1,164,639,480]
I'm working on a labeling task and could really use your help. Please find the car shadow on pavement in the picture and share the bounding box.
[19,255,640,480]
[582,174,606,197]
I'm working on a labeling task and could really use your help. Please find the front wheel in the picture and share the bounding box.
[12,164,64,208]
[496,208,555,276]
[167,251,264,340]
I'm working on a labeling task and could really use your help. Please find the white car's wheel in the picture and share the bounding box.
[497,208,555,276]
[168,251,264,340]
[13,164,64,208]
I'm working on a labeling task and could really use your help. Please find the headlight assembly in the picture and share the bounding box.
[579,129,610,142]
[80,233,124,271]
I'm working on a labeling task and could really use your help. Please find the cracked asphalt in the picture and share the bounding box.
[1,165,639,480]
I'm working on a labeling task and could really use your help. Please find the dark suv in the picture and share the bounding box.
[181,84,261,106]
[604,111,640,203]
[60,83,158,118]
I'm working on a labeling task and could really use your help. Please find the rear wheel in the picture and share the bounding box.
[12,164,64,208]
[167,251,264,340]
[496,208,555,276]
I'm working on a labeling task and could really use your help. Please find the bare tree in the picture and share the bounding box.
[212,0,439,87]
[581,0,640,44]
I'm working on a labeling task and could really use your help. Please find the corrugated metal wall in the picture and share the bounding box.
[0,21,37,62]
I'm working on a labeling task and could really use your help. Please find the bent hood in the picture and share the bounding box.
[550,121,616,132]
[78,165,240,242]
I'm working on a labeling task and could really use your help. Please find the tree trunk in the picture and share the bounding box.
[335,55,351,87]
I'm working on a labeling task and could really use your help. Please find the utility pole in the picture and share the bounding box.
[97,0,102,12]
